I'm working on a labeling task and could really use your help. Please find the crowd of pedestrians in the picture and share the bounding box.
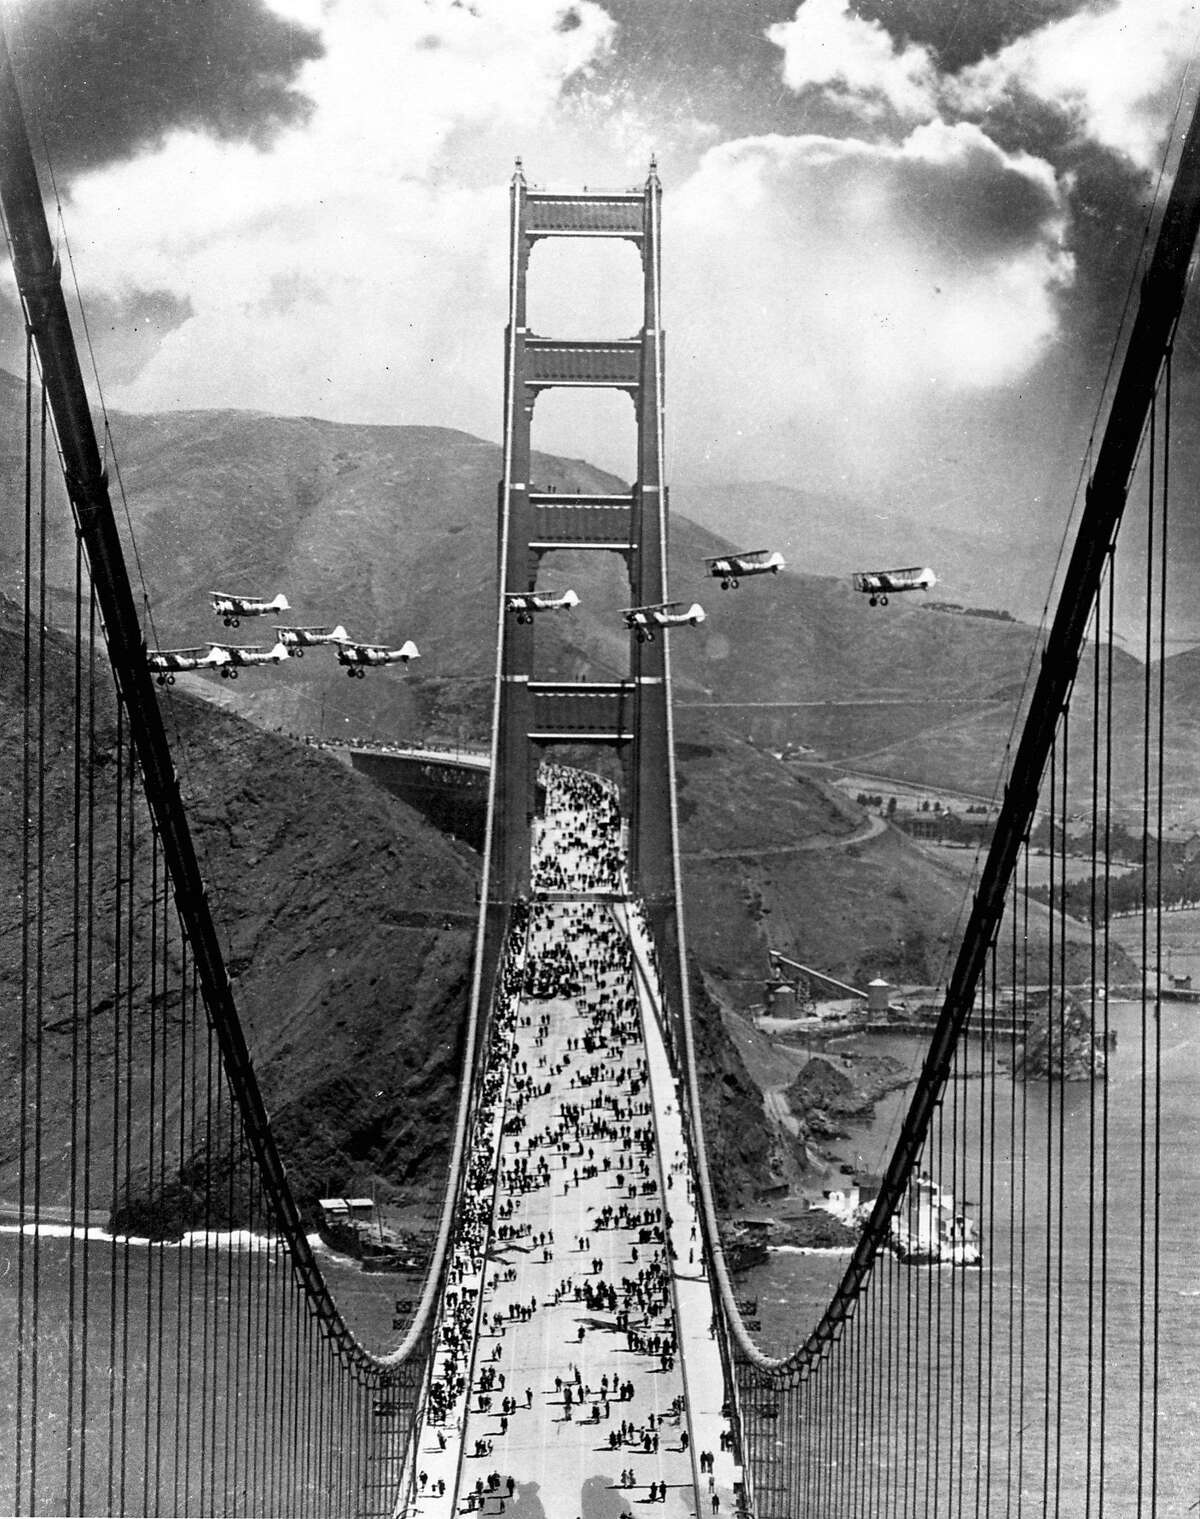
[408,764,736,1516]
[531,765,624,895]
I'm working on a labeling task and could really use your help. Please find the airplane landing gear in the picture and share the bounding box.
[880,594,889,606]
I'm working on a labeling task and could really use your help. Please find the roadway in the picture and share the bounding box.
[403,767,740,1518]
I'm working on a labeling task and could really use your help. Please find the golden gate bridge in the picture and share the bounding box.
[3,23,1199,1516]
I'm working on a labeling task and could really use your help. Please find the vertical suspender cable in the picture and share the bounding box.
[66,529,84,1518]
[1137,389,1156,1517]
[16,328,32,1519]
[1151,349,1169,1516]
[1055,712,1069,1517]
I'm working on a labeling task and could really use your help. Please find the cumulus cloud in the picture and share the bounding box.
[767,0,939,122]
[667,123,1073,484]
[768,0,1200,173]
[50,0,618,435]
[953,0,1200,171]
[11,0,1192,515]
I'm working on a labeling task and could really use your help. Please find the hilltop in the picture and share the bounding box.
[0,371,1049,751]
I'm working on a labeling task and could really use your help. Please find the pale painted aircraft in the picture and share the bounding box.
[852,566,937,607]
[146,644,230,686]
[505,588,580,624]
[335,640,420,678]
[210,591,291,627]
[704,548,785,588]
[622,601,706,642]
[274,624,349,656]
[209,640,291,678]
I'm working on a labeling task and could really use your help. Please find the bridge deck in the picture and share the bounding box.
[405,774,739,1518]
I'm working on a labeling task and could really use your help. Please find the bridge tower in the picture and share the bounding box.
[490,161,680,928]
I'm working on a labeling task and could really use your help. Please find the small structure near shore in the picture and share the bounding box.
[318,1197,418,1271]
[890,1171,981,1266]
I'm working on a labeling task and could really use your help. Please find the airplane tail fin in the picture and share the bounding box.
[267,641,291,660]
[330,625,350,642]
[272,594,291,612]
[562,589,580,609]
[399,641,420,662]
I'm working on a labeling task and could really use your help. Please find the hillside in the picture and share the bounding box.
[0,385,1141,979]
[0,387,1154,1224]
[674,475,1060,626]
[0,593,793,1225]
[0,374,1193,824]
[672,713,1108,1002]
[0,371,1050,757]
[0,598,479,1225]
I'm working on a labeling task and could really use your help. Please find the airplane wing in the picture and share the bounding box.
[879,566,937,591]
[737,549,785,571]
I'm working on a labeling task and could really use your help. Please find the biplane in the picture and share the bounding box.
[705,549,785,588]
[622,601,706,642]
[851,567,936,606]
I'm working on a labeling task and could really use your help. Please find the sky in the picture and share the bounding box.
[4,0,1200,617]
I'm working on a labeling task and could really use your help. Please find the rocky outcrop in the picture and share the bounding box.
[1014,992,1108,1081]
[784,1053,908,1139]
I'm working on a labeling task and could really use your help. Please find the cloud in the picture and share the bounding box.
[666,123,1073,484]
[767,0,940,122]
[48,0,618,437]
[3,0,322,174]
[953,0,1200,171]
[8,0,1183,522]
[767,0,1200,173]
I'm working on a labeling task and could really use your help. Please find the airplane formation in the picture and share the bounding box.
[146,593,420,685]
[148,555,937,686]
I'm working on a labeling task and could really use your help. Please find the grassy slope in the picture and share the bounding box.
[0,599,788,1222]
[0,598,478,1224]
